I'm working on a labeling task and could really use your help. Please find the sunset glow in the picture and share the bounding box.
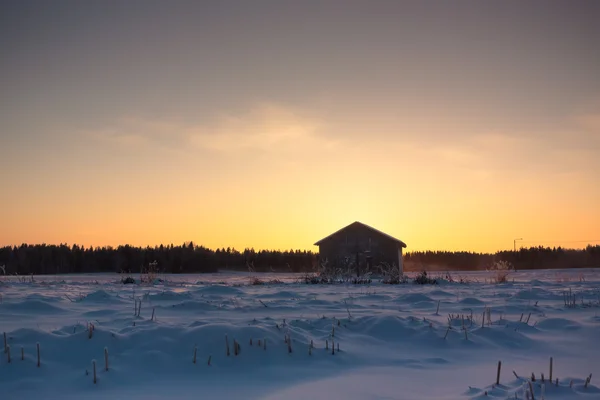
[1,1,599,252]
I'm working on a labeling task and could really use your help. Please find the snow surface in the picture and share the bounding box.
[1,269,599,399]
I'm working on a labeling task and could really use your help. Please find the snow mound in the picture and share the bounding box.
[1,300,66,314]
[0,269,598,399]
[147,291,193,301]
[459,297,485,305]
[398,293,434,303]
[535,318,582,330]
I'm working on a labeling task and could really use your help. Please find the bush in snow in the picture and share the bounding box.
[487,260,514,284]
[121,276,136,284]
[299,260,350,284]
[413,271,437,285]
[376,262,408,284]
[140,261,161,284]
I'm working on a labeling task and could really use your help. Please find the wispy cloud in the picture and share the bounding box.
[84,101,600,181]
[84,117,187,150]
[85,103,337,156]
[188,103,335,153]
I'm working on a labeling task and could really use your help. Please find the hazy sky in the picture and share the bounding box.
[1,1,599,252]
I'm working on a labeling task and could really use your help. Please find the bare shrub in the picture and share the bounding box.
[247,261,262,285]
[299,259,373,284]
[442,271,472,284]
[413,271,437,285]
[487,260,514,283]
[247,262,283,285]
[140,261,160,284]
[377,262,407,284]
[120,274,136,284]
[250,276,264,285]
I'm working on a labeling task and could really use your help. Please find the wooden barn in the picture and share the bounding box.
[314,221,407,276]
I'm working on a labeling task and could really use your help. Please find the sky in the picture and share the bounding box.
[1,0,599,252]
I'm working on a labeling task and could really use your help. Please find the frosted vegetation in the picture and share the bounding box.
[1,268,599,399]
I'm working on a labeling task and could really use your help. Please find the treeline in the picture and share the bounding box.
[404,245,600,271]
[0,243,316,276]
[1,243,598,276]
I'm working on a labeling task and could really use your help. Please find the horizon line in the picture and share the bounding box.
[2,241,599,254]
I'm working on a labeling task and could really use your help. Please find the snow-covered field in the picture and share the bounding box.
[1,269,599,399]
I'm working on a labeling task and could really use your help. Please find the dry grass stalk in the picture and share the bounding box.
[337,342,339,352]
[549,357,553,381]
[326,340,328,350]
[250,338,253,346]
[92,360,97,384]
[528,381,535,400]
[344,300,352,319]
[331,339,335,355]
[21,346,24,361]
[234,340,239,356]
[585,374,592,389]
[36,342,40,367]
[207,355,211,366]
[308,344,312,356]
[482,311,485,328]
[563,288,577,308]
[151,307,155,321]
[496,361,501,385]
[225,335,230,356]
[193,346,197,364]
[436,300,440,315]
[444,327,450,339]
[6,345,10,363]
[104,347,109,371]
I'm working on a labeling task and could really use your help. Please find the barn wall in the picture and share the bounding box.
[317,224,401,270]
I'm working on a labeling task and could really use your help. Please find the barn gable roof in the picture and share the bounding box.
[314,221,407,248]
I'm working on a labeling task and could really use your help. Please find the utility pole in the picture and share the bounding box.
[514,238,523,252]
